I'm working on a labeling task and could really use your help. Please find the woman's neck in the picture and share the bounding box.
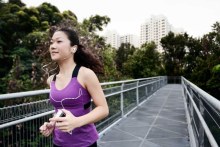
[58,59,76,75]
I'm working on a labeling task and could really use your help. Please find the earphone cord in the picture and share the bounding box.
[41,62,58,78]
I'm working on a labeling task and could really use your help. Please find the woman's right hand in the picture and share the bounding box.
[39,122,55,137]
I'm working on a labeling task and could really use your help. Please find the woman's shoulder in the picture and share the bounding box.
[79,66,96,78]
[80,66,95,76]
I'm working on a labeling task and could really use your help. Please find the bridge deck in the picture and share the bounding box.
[98,84,190,147]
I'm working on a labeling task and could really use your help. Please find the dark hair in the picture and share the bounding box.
[54,28,103,73]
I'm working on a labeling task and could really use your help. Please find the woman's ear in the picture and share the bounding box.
[71,46,77,53]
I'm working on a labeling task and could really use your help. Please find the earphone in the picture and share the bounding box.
[72,46,77,53]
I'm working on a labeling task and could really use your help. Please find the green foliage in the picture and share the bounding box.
[191,23,220,98]
[0,0,115,94]
[0,1,63,93]
[161,32,187,76]
[100,46,121,81]
[184,36,202,78]
[115,43,135,74]
[82,15,110,32]
[0,0,219,145]
[212,64,220,73]
[206,64,220,99]
[62,10,77,22]
[123,42,162,78]
[9,0,25,7]
[0,0,219,101]
[160,22,220,99]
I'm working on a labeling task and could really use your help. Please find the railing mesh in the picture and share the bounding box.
[183,78,220,147]
[0,77,166,146]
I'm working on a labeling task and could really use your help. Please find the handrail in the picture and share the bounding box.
[182,83,219,147]
[0,89,50,100]
[0,110,54,129]
[182,77,220,112]
[0,76,163,100]
[105,80,160,98]
[0,77,164,127]
[101,76,162,86]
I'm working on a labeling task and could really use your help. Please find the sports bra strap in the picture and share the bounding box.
[52,74,57,81]
[52,65,80,81]
[72,65,81,77]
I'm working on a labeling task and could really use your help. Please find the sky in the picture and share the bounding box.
[19,0,220,38]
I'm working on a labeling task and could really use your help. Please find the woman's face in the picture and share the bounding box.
[49,31,73,61]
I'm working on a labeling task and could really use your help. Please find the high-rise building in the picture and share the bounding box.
[120,34,140,48]
[103,30,120,49]
[140,15,183,52]
[103,15,183,51]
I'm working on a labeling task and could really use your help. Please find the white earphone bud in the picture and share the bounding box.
[72,47,77,53]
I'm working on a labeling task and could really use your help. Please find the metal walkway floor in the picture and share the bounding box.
[98,84,190,147]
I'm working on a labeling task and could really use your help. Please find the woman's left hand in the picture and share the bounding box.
[49,109,81,133]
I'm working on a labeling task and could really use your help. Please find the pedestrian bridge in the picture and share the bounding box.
[0,77,219,147]
[99,84,189,147]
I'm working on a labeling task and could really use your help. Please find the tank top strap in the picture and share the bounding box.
[72,65,81,78]
[52,74,57,81]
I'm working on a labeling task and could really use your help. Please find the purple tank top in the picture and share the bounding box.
[49,65,98,147]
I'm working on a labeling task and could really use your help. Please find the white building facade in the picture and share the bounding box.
[140,15,173,52]
[103,15,183,51]
[120,34,140,48]
[103,30,120,49]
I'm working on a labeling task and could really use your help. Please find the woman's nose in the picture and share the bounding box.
[50,43,56,49]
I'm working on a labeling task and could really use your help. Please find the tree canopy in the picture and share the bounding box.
[0,0,219,100]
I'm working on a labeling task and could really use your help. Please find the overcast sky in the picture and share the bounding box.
[20,0,220,38]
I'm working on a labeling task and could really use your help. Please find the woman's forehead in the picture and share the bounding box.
[52,31,68,39]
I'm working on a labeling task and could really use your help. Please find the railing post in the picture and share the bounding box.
[162,76,164,85]
[145,85,148,97]
[157,78,160,89]
[199,95,205,147]
[158,77,160,87]
[188,85,194,123]
[120,83,124,118]
[136,80,139,106]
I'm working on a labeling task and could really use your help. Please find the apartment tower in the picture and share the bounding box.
[140,15,171,52]
[120,34,140,48]
[104,30,120,49]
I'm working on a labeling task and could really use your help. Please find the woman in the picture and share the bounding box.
[39,28,109,147]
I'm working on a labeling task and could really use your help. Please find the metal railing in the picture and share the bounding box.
[182,77,220,147]
[0,76,167,147]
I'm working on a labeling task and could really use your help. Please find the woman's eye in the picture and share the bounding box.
[57,41,62,43]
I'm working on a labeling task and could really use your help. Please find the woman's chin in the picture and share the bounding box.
[51,57,59,61]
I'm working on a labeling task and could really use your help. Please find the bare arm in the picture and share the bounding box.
[77,68,109,126]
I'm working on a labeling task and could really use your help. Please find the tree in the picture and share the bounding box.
[62,10,78,26]
[81,15,110,33]
[0,1,65,93]
[0,2,24,78]
[184,36,202,78]
[207,64,220,99]
[191,22,220,99]
[123,42,162,78]
[115,43,135,74]
[37,2,63,27]
[100,46,120,81]
[161,32,188,76]
[8,0,25,7]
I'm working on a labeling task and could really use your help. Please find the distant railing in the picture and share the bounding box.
[182,77,220,147]
[0,76,167,147]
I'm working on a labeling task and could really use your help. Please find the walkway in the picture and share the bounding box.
[98,84,190,147]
